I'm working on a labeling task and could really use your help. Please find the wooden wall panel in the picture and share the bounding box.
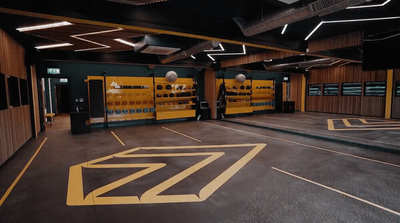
[289,74,303,111]
[31,65,41,137]
[392,69,400,119]
[308,31,363,53]
[306,64,387,117]
[204,68,217,119]
[0,28,32,165]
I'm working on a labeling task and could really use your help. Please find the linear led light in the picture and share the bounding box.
[17,21,72,32]
[72,27,123,52]
[305,16,400,41]
[35,43,73,50]
[264,59,273,62]
[114,38,136,47]
[281,24,288,35]
[207,45,246,61]
[207,54,216,61]
[204,43,225,52]
[191,55,196,59]
[347,0,391,9]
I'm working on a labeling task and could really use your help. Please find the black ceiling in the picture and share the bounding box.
[0,0,399,71]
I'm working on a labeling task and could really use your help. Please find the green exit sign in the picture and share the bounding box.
[47,68,60,74]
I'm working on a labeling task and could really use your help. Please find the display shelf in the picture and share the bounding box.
[156,110,196,120]
[216,78,253,115]
[154,77,197,120]
[251,80,275,111]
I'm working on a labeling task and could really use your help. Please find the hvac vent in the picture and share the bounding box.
[107,0,169,6]
[140,46,180,55]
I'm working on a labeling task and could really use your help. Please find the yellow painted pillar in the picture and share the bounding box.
[385,69,393,119]
[301,74,306,112]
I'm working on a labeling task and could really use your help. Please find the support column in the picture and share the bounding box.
[301,74,306,112]
[204,68,217,119]
[385,69,393,119]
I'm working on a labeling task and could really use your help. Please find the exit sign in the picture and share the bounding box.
[47,68,60,74]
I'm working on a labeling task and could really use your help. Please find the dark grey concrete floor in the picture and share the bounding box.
[225,112,400,151]
[1,117,400,222]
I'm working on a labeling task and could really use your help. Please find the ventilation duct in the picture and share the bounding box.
[160,41,220,64]
[234,0,368,37]
[265,58,335,71]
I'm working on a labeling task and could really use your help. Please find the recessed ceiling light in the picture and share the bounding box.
[17,21,72,32]
[35,43,73,50]
[264,59,273,62]
[114,38,136,47]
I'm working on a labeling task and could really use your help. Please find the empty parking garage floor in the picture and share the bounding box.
[1,114,400,223]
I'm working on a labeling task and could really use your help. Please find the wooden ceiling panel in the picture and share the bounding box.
[22,22,154,52]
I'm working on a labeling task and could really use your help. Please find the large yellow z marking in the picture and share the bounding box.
[67,143,266,205]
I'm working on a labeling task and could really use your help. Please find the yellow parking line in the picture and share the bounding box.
[0,137,48,206]
[161,126,202,143]
[111,131,125,146]
[272,167,400,217]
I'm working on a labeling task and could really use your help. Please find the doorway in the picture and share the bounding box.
[55,84,70,114]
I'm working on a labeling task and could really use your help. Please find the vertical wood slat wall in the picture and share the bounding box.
[392,69,400,119]
[31,65,41,137]
[289,74,303,111]
[306,64,387,117]
[0,29,32,165]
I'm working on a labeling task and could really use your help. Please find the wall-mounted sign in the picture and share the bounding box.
[60,78,68,83]
[47,68,60,74]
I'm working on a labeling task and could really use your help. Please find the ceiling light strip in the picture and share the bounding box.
[72,27,123,52]
[305,16,400,41]
[204,43,225,52]
[281,24,288,35]
[114,38,136,47]
[191,55,196,59]
[207,45,246,61]
[346,0,391,9]
[17,21,72,32]
[35,43,73,50]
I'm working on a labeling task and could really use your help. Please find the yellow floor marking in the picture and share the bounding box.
[360,118,400,124]
[203,122,400,169]
[235,118,400,147]
[327,119,335,130]
[272,167,400,217]
[67,143,266,205]
[328,119,400,131]
[342,119,352,127]
[0,137,48,206]
[161,126,202,143]
[111,131,125,146]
